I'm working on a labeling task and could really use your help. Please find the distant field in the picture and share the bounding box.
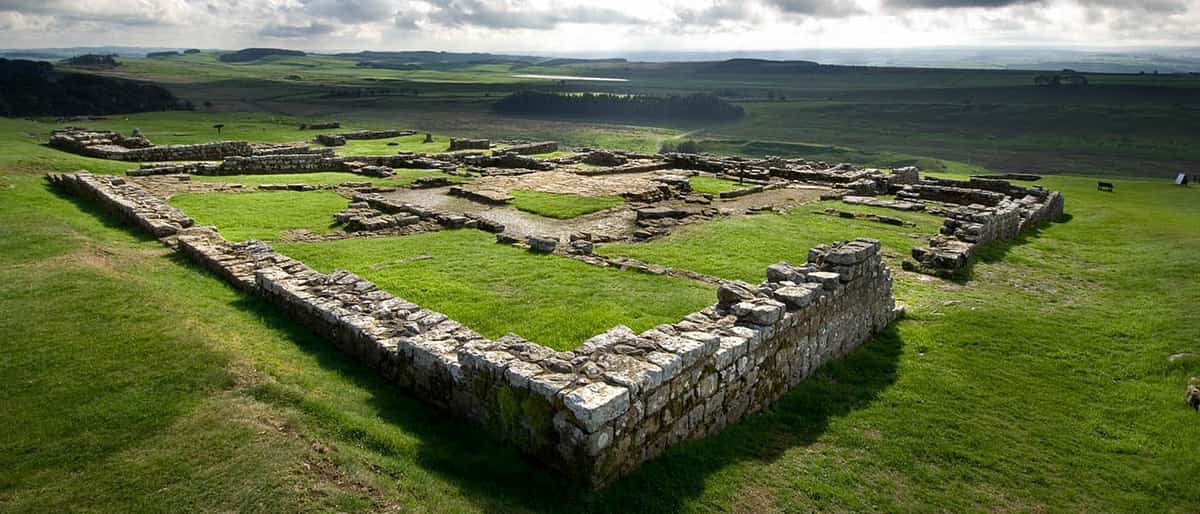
[62,52,1198,177]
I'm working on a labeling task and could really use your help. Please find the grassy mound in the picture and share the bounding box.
[509,190,623,219]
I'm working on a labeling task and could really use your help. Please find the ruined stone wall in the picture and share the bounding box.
[448,138,491,151]
[247,238,896,488]
[506,141,558,155]
[50,170,899,489]
[46,172,194,237]
[896,184,1007,207]
[213,154,346,175]
[903,178,1065,276]
[341,130,416,140]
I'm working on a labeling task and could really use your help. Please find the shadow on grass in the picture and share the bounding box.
[43,180,160,244]
[952,213,1073,284]
[184,250,905,513]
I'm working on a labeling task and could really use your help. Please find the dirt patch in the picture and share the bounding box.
[384,186,639,240]
[131,175,250,199]
[716,185,827,214]
[462,169,690,198]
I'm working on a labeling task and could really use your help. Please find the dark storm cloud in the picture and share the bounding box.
[0,0,173,26]
[1076,0,1189,15]
[298,0,398,24]
[259,21,338,38]
[765,0,864,17]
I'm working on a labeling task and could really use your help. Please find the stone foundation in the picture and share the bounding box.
[50,170,900,489]
[505,141,558,155]
[448,138,491,151]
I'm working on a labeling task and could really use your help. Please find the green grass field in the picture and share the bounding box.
[688,175,750,195]
[509,190,624,219]
[276,231,713,350]
[170,190,347,241]
[1,53,1199,511]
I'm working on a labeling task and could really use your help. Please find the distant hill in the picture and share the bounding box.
[336,50,541,65]
[493,91,745,122]
[61,54,120,68]
[702,58,821,74]
[219,48,306,63]
[0,58,186,117]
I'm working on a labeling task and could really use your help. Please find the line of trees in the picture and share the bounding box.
[493,91,745,122]
[0,59,187,117]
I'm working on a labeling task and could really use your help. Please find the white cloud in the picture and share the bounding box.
[0,0,1194,51]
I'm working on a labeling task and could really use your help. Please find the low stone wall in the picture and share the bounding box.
[300,122,341,130]
[903,178,1065,276]
[46,172,194,237]
[249,237,898,488]
[506,141,558,155]
[128,162,221,176]
[896,183,1007,207]
[341,130,416,140]
[50,169,899,488]
[213,154,345,175]
[448,138,491,151]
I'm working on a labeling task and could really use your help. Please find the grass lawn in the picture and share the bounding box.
[169,190,347,241]
[689,175,752,195]
[600,200,943,282]
[336,133,453,156]
[275,230,713,350]
[190,170,465,188]
[509,189,624,219]
[1,108,1198,512]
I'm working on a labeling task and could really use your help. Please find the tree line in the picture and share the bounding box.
[0,59,187,117]
[493,92,745,122]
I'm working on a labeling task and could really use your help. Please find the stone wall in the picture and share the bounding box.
[214,154,346,175]
[250,237,898,488]
[341,129,416,140]
[50,169,899,489]
[300,122,341,130]
[902,177,1065,276]
[506,141,558,155]
[46,172,194,237]
[448,138,491,151]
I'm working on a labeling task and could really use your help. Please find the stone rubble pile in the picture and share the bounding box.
[581,150,628,167]
[314,134,346,146]
[335,202,421,232]
[352,193,506,233]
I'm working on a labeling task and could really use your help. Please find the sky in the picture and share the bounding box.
[0,0,1197,54]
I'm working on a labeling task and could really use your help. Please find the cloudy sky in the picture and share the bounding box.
[0,0,1196,53]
